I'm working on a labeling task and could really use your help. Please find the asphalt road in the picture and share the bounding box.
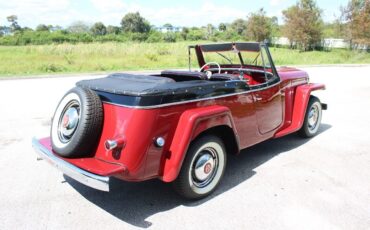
[0,66,369,230]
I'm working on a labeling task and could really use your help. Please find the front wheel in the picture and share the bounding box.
[299,96,322,138]
[173,135,226,200]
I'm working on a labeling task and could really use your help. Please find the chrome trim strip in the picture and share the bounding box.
[32,137,110,192]
[102,81,281,109]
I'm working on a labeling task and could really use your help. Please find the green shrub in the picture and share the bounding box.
[39,63,65,72]
[163,32,176,43]
[146,31,163,43]
[0,28,248,45]
[187,29,206,41]
[129,32,149,42]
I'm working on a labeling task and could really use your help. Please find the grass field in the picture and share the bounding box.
[0,41,369,76]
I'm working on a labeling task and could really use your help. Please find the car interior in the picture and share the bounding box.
[157,69,273,85]
[153,42,277,87]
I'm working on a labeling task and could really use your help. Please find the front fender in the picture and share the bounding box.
[161,105,238,182]
[275,83,325,138]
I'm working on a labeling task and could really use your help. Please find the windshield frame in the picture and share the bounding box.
[188,42,280,84]
[189,42,273,69]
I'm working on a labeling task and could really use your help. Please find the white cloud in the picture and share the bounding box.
[137,2,246,27]
[89,1,142,26]
[270,0,286,7]
[0,0,74,27]
[0,0,288,29]
[90,0,125,14]
[87,0,247,27]
[0,0,70,11]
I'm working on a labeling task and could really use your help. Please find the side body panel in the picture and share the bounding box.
[253,84,284,134]
[274,83,326,138]
[144,93,260,181]
[161,105,238,182]
[276,67,310,131]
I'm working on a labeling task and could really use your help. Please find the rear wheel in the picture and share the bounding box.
[173,135,226,199]
[51,87,103,158]
[299,96,322,138]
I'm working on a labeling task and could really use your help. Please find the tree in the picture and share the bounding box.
[0,26,11,36]
[205,24,215,39]
[90,22,107,35]
[106,25,120,34]
[270,16,281,37]
[22,27,33,31]
[246,8,272,42]
[6,15,21,32]
[67,21,90,33]
[218,23,227,32]
[163,23,173,30]
[181,27,190,40]
[120,12,151,33]
[36,24,49,32]
[282,0,323,50]
[162,23,174,33]
[341,0,370,46]
[230,18,247,35]
[322,21,344,38]
[0,26,4,36]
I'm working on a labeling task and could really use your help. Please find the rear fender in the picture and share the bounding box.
[275,83,325,138]
[162,105,239,182]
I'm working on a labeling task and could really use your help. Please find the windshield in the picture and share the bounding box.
[188,43,274,73]
[202,49,271,68]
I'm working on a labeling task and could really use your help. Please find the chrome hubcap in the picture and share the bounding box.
[308,104,319,130]
[58,101,80,143]
[192,147,218,188]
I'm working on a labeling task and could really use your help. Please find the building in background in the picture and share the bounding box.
[154,25,183,33]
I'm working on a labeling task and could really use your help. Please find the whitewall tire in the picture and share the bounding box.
[51,87,103,158]
[173,135,226,199]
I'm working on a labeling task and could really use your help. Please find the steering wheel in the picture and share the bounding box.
[199,62,221,79]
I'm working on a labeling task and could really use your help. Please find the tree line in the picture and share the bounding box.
[0,0,369,51]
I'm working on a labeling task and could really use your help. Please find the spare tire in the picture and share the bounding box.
[51,87,103,158]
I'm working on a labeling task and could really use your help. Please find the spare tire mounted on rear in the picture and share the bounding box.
[51,87,103,158]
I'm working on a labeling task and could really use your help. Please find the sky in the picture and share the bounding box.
[0,0,349,29]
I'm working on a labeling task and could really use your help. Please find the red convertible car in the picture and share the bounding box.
[33,42,326,199]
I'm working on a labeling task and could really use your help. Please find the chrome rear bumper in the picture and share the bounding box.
[32,137,110,192]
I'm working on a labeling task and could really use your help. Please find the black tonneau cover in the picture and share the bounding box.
[76,73,228,96]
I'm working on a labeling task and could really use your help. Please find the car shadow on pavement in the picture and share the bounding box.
[65,123,331,228]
